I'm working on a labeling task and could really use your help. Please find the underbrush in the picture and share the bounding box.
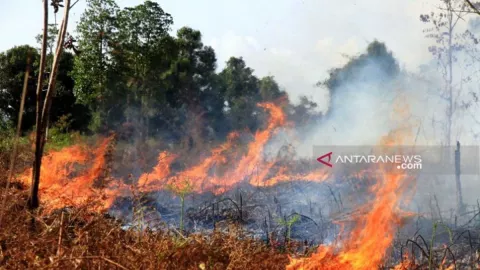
[0,184,289,269]
[2,131,480,269]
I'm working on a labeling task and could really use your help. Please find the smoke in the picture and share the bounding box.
[274,34,480,234]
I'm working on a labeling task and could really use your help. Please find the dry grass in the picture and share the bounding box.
[0,183,289,270]
[0,133,293,269]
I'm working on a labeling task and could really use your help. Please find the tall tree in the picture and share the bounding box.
[72,0,120,131]
[162,27,221,141]
[259,76,284,101]
[421,0,480,213]
[116,1,174,136]
[0,46,39,131]
[35,24,60,55]
[219,57,261,131]
[420,0,479,146]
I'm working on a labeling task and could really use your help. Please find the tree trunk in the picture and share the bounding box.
[28,0,49,209]
[455,141,464,214]
[446,11,454,147]
[29,0,72,209]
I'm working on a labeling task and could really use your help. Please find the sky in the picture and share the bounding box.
[0,0,446,109]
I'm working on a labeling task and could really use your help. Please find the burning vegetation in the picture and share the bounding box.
[3,0,480,269]
[2,99,480,269]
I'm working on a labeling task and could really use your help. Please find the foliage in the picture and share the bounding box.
[167,178,194,232]
[44,127,82,151]
[319,40,400,116]
[0,1,322,144]
[277,214,301,242]
[0,45,90,134]
[35,24,60,55]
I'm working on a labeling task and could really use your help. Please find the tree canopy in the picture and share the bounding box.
[0,0,328,142]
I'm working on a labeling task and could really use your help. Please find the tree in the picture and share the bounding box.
[0,46,89,133]
[320,40,400,117]
[259,76,284,101]
[71,0,120,132]
[288,96,323,127]
[219,57,261,131]
[35,24,60,55]
[115,1,175,137]
[147,27,223,142]
[29,0,73,209]
[165,27,217,108]
[421,0,480,214]
[420,0,480,146]
[465,0,480,15]
[0,46,39,131]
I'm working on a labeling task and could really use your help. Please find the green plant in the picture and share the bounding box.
[55,114,73,133]
[429,221,453,270]
[44,127,81,150]
[167,178,193,232]
[277,214,300,242]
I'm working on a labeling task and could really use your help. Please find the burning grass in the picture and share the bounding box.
[0,184,290,269]
[3,101,480,269]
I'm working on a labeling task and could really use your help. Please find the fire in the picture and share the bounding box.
[136,102,329,194]
[287,170,412,270]
[16,99,428,268]
[286,93,418,270]
[17,102,330,213]
[19,136,115,212]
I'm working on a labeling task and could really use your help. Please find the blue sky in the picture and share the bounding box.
[0,0,445,108]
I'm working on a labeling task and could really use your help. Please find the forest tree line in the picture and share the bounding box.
[0,0,401,146]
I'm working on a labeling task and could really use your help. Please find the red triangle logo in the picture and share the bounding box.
[317,152,333,167]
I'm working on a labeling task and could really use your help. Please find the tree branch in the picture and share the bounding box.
[465,0,480,15]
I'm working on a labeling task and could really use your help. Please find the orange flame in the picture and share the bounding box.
[287,93,418,270]
[18,102,330,213]
[19,136,114,212]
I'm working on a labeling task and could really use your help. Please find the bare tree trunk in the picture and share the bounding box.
[28,0,49,209]
[455,141,464,214]
[446,7,454,147]
[29,0,72,209]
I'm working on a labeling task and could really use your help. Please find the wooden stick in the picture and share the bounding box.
[0,53,32,224]
[56,211,64,257]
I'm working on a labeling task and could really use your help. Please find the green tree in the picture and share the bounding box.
[162,27,222,140]
[72,0,120,131]
[35,24,60,55]
[0,46,88,132]
[218,57,261,131]
[259,76,284,101]
[166,27,217,108]
[116,1,175,136]
[0,46,39,131]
